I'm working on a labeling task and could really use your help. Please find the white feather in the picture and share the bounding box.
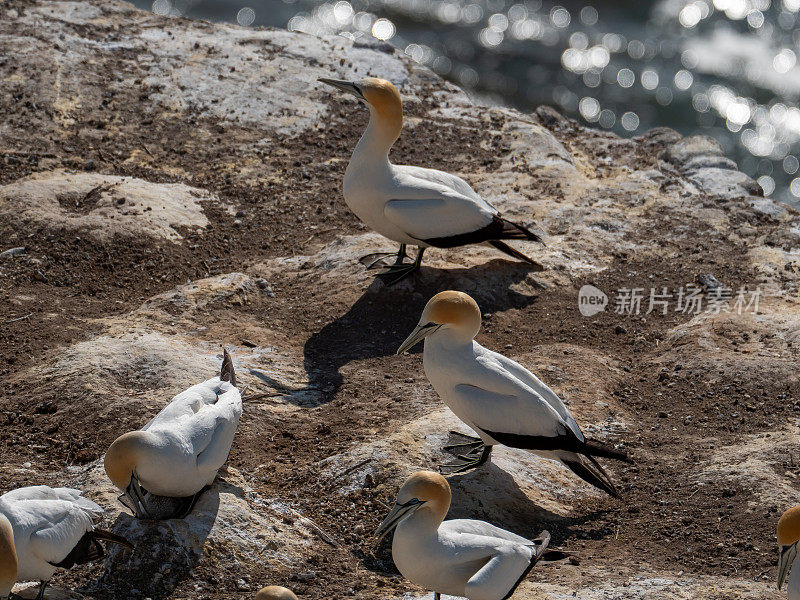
[0,490,99,583]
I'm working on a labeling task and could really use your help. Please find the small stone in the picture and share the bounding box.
[614,325,627,334]
[235,579,250,591]
[0,247,26,259]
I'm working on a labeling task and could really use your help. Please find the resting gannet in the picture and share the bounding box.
[104,349,242,520]
[0,486,132,600]
[397,291,630,496]
[255,586,298,600]
[778,506,800,598]
[318,76,545,285]
[376,471,555,600]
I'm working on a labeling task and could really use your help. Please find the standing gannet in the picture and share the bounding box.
[104,349,242,520]
[397,291,630,496]
[376,471,553,600]
[0,487,132,600]
[778,506,800,598]
[255,586,298,600]
[318,76,545,285]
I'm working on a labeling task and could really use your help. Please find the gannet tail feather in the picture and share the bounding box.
[51,529,133,569]
[581,438,632,463]
[488,240,544,270]
[500,530,551,600]
[221,348,236,387]
[497,216,544,244]
[560,453,619,498]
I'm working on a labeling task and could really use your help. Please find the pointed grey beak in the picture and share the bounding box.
[375,499,425,541]
[318,77,365,99]
[396,323,441,355]
[779,542,797,589]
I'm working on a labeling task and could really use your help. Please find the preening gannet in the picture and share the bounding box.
[778,506,800,598]
[0,486,132,600]
[318,76,545,285]
[376,471,555,600]
[397,291,630,496]
[255,586,298,600]
[104,349,242,520]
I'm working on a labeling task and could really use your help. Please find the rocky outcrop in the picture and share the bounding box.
[0,1,797,599]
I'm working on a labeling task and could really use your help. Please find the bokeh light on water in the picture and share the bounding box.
[133,0,800,208]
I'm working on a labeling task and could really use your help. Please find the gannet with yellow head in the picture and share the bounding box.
[396,291,630,495]
[778,506,800,598]
[104,349,241,520]
[317,76,545,285]
[376,471,553,600]
[0,513,17,600]
[255,585,298,600]
[0,486,132,600]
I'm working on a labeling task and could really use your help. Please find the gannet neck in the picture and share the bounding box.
[349,105,401,169]
[104,431,156,490]
[0,512,17,598]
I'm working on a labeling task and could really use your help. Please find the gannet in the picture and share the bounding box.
[397,291,630,496]
[778,505,800,598]
[376,471,553,600]
[318,76,545,285]
[104,349,242,520]
[0,486,132,600]
[255,585,298,600]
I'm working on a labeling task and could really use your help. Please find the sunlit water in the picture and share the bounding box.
[132,0,800,208]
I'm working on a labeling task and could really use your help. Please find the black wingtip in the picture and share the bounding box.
[562,455,620,498]
[488,240,545,270]
[583,439,633,464]
[221,348,236,387]
[91,528,135,550]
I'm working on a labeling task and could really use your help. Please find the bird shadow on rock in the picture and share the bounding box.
[300,259,544,407]
[81,488,220,600]
[446,463,611,547]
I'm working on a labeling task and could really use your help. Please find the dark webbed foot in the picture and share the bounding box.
[439,445,493,474]
[360,244,409,270]
[121,475,208,520]
[443,431,484,454]
[376,247,425,286]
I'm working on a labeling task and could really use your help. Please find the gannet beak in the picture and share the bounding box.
[779,542,798,589]
[396,323,441,355]
[318,77,365,99]
[375,498,425,541]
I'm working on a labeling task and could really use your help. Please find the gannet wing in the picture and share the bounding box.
[144,378,225,430]
[25,502,95,565]
[441,519,533,545]
[479,347,584,441]
[451,383,574,445]
[394,165,491,207]
[1,487,103,516]
[194,385,242,472]
[384,190,496,241]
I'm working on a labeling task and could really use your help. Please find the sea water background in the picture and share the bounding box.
[131,0,800,208]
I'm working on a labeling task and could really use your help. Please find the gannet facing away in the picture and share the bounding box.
[255,585,298,600]
[104,349,242,520]
[778,506,800,598]
[0,486,132,600]
[376,471,556,600]
[318,76,545,285]
[397,291,630,496]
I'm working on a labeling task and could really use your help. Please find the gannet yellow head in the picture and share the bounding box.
[778,506,800,589]
[375,471,451,540]
[397,291,482,354]
[255,586,298,600]
[318,76,403,125]
[0,513,17,598]
[104,431,153,491]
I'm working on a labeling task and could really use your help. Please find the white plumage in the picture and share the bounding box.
[105,350,242,519]
[397,291,629,496]
[376,471,551,600]
[318,76,543,285]
[0,485,131,598]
